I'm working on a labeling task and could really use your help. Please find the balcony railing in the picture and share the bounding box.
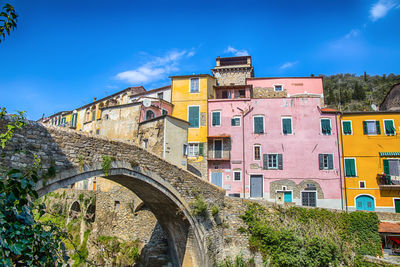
[377,174,400,190]
[207,150,230,160]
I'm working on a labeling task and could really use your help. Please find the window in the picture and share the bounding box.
[61,117,66,126]
[104,114,109,120]
[222,91,230,99]
[188,106,200,128]
[359,181,366,188]
[282,117,292,135]
[96,129,100,135]
[254,116,264,134]
[268,154,278,169]
[321,119,332,135]
[238,90,245,98]
[254,145,261,161]
[92,111,96,121]
[344,158,356,177]
[212,111,221,126]
[363,120,381,135]
[319,154,334,170]
[145,110,155,120]
[229,193,240,198]
[142,139,148,150]
[231,116,241,126]
[234,171,241,181]
[71,113,78,128]
[157,92,164,99]
[188,143,204,157]
[274,85,283,91]
[384,120,396,135]
[114,201,120,211]
[162,109,168,115]
[302,191,316,207]
[263,154,283,170]
[190,78,200,93]
[342,121,352,135]
[183,144,187,156]
[383,159,400,178]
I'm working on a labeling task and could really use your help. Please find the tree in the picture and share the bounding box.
[0,3,17,43]
[0,108,69,266]
[352,81,366,101]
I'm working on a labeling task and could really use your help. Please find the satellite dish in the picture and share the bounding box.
[371,104,377,111]
[143,98,151,107]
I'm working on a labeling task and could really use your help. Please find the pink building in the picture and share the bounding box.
[246,77,324,97]
[207,81,343,209]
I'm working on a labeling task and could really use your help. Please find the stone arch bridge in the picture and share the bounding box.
[0,118,254,267]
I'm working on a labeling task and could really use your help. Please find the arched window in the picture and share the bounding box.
[145,110,155,120]
[85,109,91,122]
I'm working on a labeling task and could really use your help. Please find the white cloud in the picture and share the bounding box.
[345,29,359,39]
[116,49,195,84]
[279,61,298,70]
[370,0,397,21]
[224,46,249,56]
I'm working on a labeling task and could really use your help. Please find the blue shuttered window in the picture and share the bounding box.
[282,118,292,135]
[212,112,221,126]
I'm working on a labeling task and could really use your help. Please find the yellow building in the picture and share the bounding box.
[170,74,216,178]
[340,111,400,212]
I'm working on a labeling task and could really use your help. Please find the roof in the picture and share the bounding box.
[169,74,216,79]
[379,222,400,233]
[341,111,400,115]
[213,85,252,89]
[321,108,340,113]
[207,135,231,138]
[79,86,145,110]
[247,76,322,81]
[139,115,189,125]
[217,56,251,67]
[129,85,171,98]
[380,83,400,109]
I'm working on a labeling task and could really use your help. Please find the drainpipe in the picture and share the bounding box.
[238,105,252,199]
[336,113,347,212]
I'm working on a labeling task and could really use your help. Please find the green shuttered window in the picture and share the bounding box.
[282,118,292,135]
[363,120,381,135]
[321,119,331,135]
[231,117,240,126]
[212,112,220,126]
[344,158,356,177]
[162,109,168,115]
[342,121,352,135]
[254,116,264,134]
[188,106,200,128]
[384,120,396,135]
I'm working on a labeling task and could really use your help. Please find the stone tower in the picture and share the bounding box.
[211,56,254,86]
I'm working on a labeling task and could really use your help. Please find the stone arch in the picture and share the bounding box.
[297,179,324,199]
[37,163,208,267]
[85,203,96,223]
[69,201,81,220]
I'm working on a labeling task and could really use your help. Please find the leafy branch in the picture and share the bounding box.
[0,3,18,43]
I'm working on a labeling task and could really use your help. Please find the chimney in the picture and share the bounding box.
[94,97,97,101]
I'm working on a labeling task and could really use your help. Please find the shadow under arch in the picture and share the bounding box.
[37,164,207,267]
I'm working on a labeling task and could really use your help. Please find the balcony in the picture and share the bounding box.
[207,135,231,161]
[377,174,400,190]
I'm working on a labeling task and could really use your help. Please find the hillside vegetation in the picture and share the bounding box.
[321,73,400,111]
[240,203,381,266]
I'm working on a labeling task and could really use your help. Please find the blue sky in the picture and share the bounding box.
[1,0,399,119]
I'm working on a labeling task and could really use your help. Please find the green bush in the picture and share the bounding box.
[190,195,208,218]
[240,203,381,266]
[211,204,219,216]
